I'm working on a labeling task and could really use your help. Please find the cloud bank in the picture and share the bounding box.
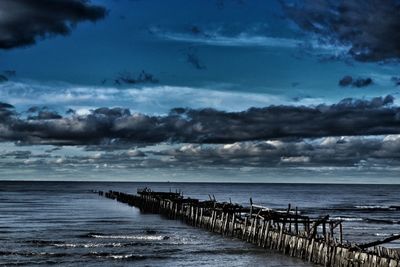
[0,95,399,145]
[0,0,106,49]
[2,135,400,172]
[157,135,400,167]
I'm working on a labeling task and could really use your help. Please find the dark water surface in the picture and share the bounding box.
[0,182,399,266]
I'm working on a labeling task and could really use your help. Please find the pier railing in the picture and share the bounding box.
[97,189,400,267]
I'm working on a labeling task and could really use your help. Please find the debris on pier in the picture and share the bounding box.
[96,189,400,267]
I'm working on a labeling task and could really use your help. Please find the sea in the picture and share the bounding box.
[0,182,399,266]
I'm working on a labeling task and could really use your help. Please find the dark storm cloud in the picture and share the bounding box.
[3,70,16,77]
[0,70,16,82]
[0,75,8,82]
[0,0,106,49]
[1,96,400,145]
[114,71,159,86]
[0,102,14,109]
[352,77,373,88]
[183,47,206,70]
[25,106,62,120]
[391,77,400,86]
[28,111,62,120]
[339,76,353,87]
[0,102,15,120]
[339,76,374,88]
[281,0,400,62]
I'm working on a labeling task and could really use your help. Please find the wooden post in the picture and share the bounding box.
[242,217,248,239]
[191,206,195,224]
[249,198,253,218]
[212,210,217,232]
[308,238,315,262]
[231,213,236,237]
[278,222,284,251]
[247,217,254,242]
[220,212,225,233]
[252,217,258,243]
[283,203,291,233]
[194,206,198,226]
[258,220,265,246]
[263,220,271,248]
[223,212,229,235]
[199,207,203,227]
[209,210,214,230]
[295,207,299,235]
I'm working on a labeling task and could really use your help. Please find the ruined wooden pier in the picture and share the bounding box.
[97,188,400,267]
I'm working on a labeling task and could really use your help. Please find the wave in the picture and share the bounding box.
[354,205,397,211]
[26,239,174,249]
[88,234,170,241]
[53,242,157,248]
[24,240,59,246]
[351,226,379,230]
[324,205,400,213]
[86,219,133,224]
[85,252,169,261]
[375,233,391,237]
[0,260,62,266]
[0,250,174,261]
[363,218,399,224]
[330,217,399,224]
[54,242,123,248]
[331,216,363,222]
[78,232,103,238]
[0,251,69,257]
[327,205,398,212]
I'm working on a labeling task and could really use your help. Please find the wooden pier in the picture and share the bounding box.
[97,188,400,267]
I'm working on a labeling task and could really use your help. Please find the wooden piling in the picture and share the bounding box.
[98,189,400,267]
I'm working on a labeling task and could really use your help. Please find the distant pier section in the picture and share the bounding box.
[97,188,400,267]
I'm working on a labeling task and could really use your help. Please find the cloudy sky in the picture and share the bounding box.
[1,0,400,183]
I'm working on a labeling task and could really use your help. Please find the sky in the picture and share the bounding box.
[1,0,400,183]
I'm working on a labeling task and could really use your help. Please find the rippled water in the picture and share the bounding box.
[0,182,399,266]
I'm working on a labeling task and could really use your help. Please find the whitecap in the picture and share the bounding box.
[90,234,168,240]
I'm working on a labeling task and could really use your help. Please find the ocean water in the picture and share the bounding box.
[0,182,399,266]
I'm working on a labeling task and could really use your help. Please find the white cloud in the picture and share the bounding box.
[280,156,310,163]
[157,31,302,48]
[152,27,353,57]
[0,80,321,114]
